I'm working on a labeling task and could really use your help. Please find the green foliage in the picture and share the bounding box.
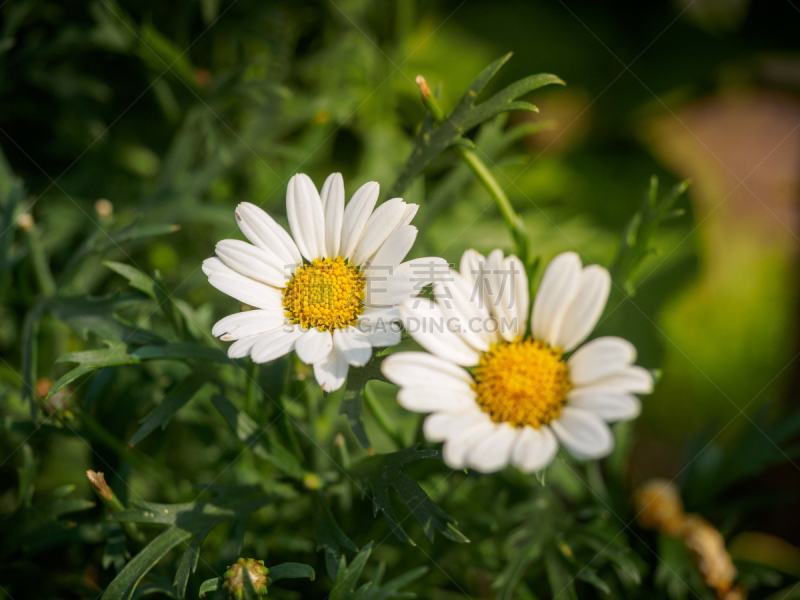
[355,445,468,545]
[1,1,798,600]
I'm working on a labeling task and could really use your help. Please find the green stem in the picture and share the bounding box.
[26,226,56,297]
[417,78,531,267]
[363,385,404,448]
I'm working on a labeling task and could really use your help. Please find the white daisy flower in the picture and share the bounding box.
[381,250,653,474]
[204,173,443,392]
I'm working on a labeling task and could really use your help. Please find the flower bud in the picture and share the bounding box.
[224,558,268,598]
[86,470,112,501]
[95,198,114,219]
[634,478,684,536]
[17,212,34,231]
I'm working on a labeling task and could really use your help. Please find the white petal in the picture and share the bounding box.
[215,239,289,288]
[511,425,558,473]
[553,265,611,352]
[433,271,494,351]
[207,262,284,311]
[397,387,477,413]
[568,337,637,386]
[351,198,410,266]
[202,257,228,276]
[358,306,401,324]
[466,422,519,473]
[531,252,582,347]
[333,327,372,366]
[400,299,482,367]
[359,320,402,347]
[440,415,497,469]
[227,334,262,359]
[381,351,474,392]
[460,249,490,310]
[569,365,654,395]
[423,410,486,443]
[394,256,451,284]
[568,392,641,421]
[294,328,334,365]
[321,173,345,258]
[368,225,417,271]
[212,310,286,340]
[340,181,379,260]
[250,326,303,363]
[485,253,528,342]
[286,173,326,260]
[235,202,301,268]
[550,407,614,459]
[314,349,350,392]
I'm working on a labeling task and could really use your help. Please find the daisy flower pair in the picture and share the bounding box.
[205,173,653,473]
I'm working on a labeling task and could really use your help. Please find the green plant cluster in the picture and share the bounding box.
[1,2,799,600]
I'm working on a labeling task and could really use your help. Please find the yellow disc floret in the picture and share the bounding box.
[473,339,571,428]
[283,257,365,331]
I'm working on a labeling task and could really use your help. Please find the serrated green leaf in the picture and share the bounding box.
[355,445,467,545]
[610,176,690,294]
[49,293,165,345]
[130,376,206,447]
[330,543,372,600]
[314,492,358,581]
[102,526,193,600]
[388,55,562,197]
[103,522,130,572]
[212,395,305,480]
[49,345,140,397]
[339,389,371,451]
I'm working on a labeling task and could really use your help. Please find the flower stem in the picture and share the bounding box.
[363,385,404,448]
[416,76,531,267]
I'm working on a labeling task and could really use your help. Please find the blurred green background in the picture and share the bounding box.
[1,0,799,598]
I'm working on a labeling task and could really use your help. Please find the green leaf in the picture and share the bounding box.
[267,562,315,583]
[107,488,273,600]
[212,395,305,480]
[130,376,206,447]
[610,176,690,294]
[101,526,193,600]
[339,389,372,452]
[0,179,24,291]
[21,298,46,415]
[173,524,212,598]
[103,522,130,572]
[355,445,468,545]
[388,54,563,197]
[48,293,165,346]
[314,492,358,581]
[104,262,191,338]
[49,345,140,397]
[544,545,578,600]
[330,543,372,600]
[241,562,261,600]
[198,578,222,598]
[16,443,35,508]
[131,343,229,363]
[1,484,95,559]
[105,261,158,299]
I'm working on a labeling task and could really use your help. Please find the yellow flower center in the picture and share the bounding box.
[473,339,571,428]
[283,257,365,331]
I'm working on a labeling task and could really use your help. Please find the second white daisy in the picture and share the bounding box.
[204,173,443,392]
[382,250,653,473]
